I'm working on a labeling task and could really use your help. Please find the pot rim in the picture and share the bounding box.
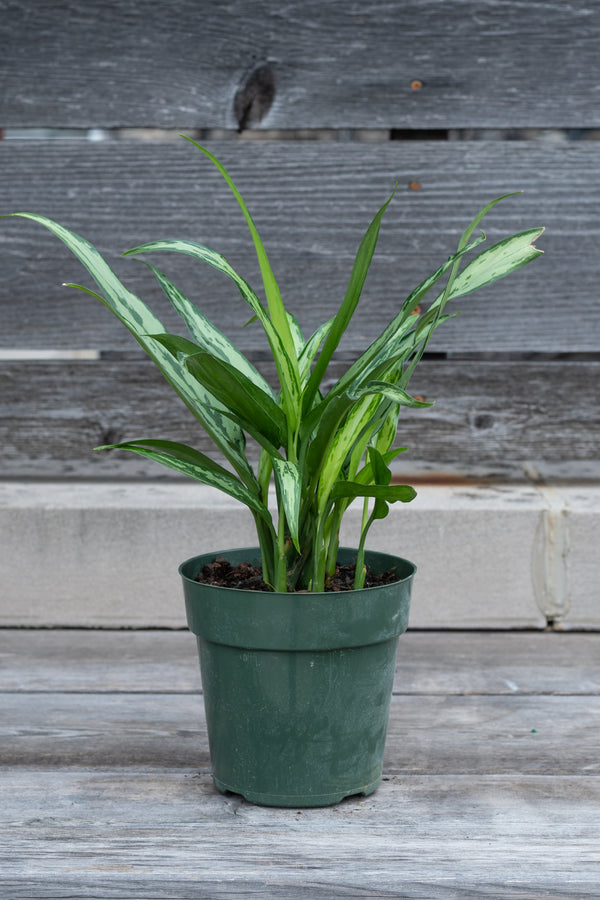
[180,547,416,651]
[179,546,416,594]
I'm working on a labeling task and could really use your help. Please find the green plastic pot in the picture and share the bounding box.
[180,547,416,807]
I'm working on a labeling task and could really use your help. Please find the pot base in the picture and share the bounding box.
[213,774,381,808]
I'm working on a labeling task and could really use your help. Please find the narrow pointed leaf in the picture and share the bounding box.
[298,318,334,384]
[138,261,276,399]
[331,482,417,503]
[317,394,381,511]
[457,192,525,253]
[272,457,302,551]
[286,310,306,358]
[303,394,354,481]
[398,232,487,319]
[367,446,392,486]
[94,439,273,524]
[10,214,254,480]
[124,238,301,429]
[303,188,396,412]
[433,193,531,332]
[180,137,300,382]
[355,447,408,485]
[322,233,485,405]
[349,381,434,408]
[437,227,545,302]
[149,334,287,450]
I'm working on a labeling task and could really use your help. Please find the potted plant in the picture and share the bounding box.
[6,139,544,806]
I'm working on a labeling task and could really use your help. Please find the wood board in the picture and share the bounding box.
[2,691,600,774]
[0,140,593,353]
[1,630,599,897]
[3,629,598,694]
[2,0,599,129]
[2,358,598,475]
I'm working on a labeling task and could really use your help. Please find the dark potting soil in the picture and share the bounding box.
[195,556,400,592]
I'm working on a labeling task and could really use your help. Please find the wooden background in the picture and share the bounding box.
[1,0,599,479]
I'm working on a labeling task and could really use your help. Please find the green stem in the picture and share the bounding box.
[257,448,273,505]
[274,498,288,592]
[353,498,371,590]
[324,502,345,579]
[254,513,275,589]
[312,511,328,592]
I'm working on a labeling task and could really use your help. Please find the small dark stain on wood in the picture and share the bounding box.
[474,413,495,430]
[99,427,122,446]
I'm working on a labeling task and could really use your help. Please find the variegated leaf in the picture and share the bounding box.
[123,238,302,431]
[138,261,276,399]
[272,457,302,551]
[94,439,273,526]
[10,214,253,481]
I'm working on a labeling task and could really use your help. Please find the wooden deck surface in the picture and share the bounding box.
[1,629,598,898]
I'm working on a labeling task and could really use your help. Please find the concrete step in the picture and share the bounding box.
[1,480,597,629]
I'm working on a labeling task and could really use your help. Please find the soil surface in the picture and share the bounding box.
[195,556,400,592]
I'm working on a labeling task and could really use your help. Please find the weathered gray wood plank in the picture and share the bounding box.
[2,631,599,896]
[1,140,594,352]
[2,358,597,475]
[1,771,599,898]
[2,692,599,774]
[2,630,599,695]
[2,0,599,129]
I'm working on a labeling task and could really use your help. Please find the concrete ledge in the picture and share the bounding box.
[0,481,598,629]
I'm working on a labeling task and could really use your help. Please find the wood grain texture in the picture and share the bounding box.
[2,358,597,475]
[1,0,599,129]
[4,629,599,694]
[1,772,598,897]
[1,631,599,898]
[1,139,594,353]
[3,691,598,773]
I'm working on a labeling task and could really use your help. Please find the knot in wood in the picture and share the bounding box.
[234,62,276,132]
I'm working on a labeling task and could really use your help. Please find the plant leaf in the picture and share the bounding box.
[317,394,381,511]
[438,192,524,310]
[331,481,417,503]
[94,439,273,525]
[124,238,301,431]
[322,233,485,405]
[303,187,396,412]
[303,394,354,481]
[355,447,407,484]
[437,227,545,302]
[418,197,541,361]
[180,137,300,381]
[349,381,434,408]
[306,374,426,502]
[367,446,392,486]
[148,334,287,451]
[9,214,253,481]
[271,457,302,551]
[285,310,306,358]
[298,318,334,384]
[137,261,276,399]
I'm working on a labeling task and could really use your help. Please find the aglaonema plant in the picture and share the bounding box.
[6,138,544,592]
